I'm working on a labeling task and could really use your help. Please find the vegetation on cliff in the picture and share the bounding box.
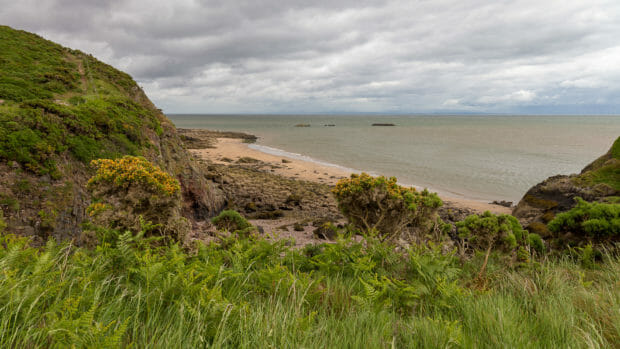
[85,156,190,243]
[0,26,163,176]
[548,197,620,244]
[0,26,217,242]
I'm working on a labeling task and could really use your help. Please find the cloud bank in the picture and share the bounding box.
[2,0,620,114]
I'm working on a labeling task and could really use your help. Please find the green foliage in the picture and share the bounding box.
[211,210,252,233]
[0,26,164,175]
[333,173,443,239]
[574,136,620,190]
[456,211,530,252]
[0,231,618,347]
[548,197,620,241]
[527,233,545,253]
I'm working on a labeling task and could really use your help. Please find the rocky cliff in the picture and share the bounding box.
[0,26,223,244]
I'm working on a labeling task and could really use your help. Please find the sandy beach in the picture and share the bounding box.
[190,138,512,215]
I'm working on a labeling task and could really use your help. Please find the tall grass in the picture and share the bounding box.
[0,232,618,348]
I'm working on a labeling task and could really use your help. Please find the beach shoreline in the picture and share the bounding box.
[190,137,512,215]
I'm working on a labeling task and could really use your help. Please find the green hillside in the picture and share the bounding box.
[575,136,620,191]
[0,26,218,242]
[0,25,164,177]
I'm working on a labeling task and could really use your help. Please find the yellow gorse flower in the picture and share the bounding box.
[88,156,180,196]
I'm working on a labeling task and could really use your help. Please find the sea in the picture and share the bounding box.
[167,114,620,203]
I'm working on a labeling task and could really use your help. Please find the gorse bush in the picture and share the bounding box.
[456,211,543,274]
[456,211,531,252]
[548,197,620,243]
[333,173,443,240]
[86,156,189,242]
[88,156,180,196]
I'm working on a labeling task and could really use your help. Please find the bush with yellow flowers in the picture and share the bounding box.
[86,156,189,242]
[332,173,444,240]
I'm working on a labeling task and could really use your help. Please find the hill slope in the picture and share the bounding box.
[0,26,222,243]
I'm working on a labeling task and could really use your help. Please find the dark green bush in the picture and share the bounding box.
[211,210,252,232]
[548,197,620,242]
[456,211,544,273]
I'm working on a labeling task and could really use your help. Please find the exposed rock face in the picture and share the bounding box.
[513,137,619,235]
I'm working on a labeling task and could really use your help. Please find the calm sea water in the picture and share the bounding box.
[168,114,620,202]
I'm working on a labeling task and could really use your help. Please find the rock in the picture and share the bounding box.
[491,200,513,207]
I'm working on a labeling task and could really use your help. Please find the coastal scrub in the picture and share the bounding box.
[86,156,189,242]
[333,173,443,240]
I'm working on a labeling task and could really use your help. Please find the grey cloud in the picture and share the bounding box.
[1,0,619,113]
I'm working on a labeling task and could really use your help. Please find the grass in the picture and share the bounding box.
[574,136,620,191]
[0,232,618,348]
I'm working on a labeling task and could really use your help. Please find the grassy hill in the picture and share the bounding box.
[0,26,221,243]
[576,136,620,191]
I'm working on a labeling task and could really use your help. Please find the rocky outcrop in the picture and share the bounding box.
[513,137,619,236]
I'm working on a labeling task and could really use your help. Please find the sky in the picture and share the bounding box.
[1,0,620,114]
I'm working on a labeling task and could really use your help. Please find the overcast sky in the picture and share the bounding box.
[2,0,620,114]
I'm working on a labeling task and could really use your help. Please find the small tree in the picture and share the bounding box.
[86,156,190,242]
[332,173,442,240]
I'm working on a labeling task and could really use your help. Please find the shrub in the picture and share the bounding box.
[548,197,620,243]
[211,210,252,233]
[456,212,542,274]
[456,211,528,253]
[86,156,189,242]
[332,173,442,240]
[313,222,339,240]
